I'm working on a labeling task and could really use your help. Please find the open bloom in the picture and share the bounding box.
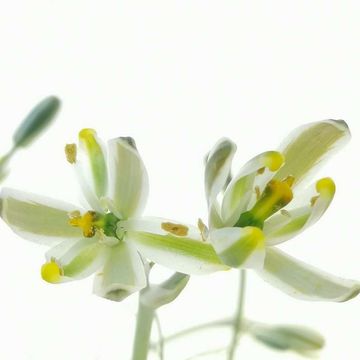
[0,129,227,301]
[204,120,360,302]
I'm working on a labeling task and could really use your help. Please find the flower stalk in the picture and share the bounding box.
[228,269,247,359]
[132,294,155,360]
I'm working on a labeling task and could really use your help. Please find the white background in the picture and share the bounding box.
[0,1,359,359]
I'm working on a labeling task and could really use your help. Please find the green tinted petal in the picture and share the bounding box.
[273,120,350,188]
[210,227,265,269]
[127,231,227,275]
[1,188,82,245]
[257,247,360,302]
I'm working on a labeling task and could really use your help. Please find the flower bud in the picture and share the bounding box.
[251,323,325,355]
[13,96,61,148]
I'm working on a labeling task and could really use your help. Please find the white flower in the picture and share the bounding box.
[0,129,225,301]
[203,120,360,302]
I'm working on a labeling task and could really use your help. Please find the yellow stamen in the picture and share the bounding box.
[251,179,293,221]
[161,222,189,237]
[283,175,295,188]
[41,260,62,283]
[263,152,285,172]
[69,210,97,237]
[65,143,77,164]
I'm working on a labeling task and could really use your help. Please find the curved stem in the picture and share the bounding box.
[227,269,247,360]
[131,297,154,360]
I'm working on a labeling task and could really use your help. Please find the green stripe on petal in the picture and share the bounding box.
[78,129,108,199]
[205,138,236,205]
[210,227,265,269]
[257,247,360,302]
[273,120,350,188]
[127,231,228,275]
[93,241,146,301]
[1,188,82,245]
[108,137,149,219]
[44,238,107,282]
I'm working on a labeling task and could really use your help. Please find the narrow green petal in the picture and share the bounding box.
[108,137,148,218]
[1,188,82,245]
[257,247,360,302]
[273,120,350,188]
[210,227,265,269]
[127,231,228,275]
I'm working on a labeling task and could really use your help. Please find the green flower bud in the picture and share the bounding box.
[13,96,61,148]
[251,324,325,355]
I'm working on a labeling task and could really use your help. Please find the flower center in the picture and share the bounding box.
[69,210,120,238]
[235,176,294,229]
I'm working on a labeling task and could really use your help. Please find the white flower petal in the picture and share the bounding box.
[46,237,108,281]
[264,178,336,246]
[257,247,360,302]
[93,241,146,301]
[221,151,284,227]
[126,231,228,275]
[0,188,83,245]
[108,137,149,219]
[210,227,265,269]
[273,120,350,189]
[204,138,236,205]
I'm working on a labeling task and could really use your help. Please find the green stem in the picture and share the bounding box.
[227,269,247,360]
[131,297,155,360]
[154,312,165,360]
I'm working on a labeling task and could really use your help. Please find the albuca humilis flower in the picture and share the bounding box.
[0,129,225,301]
[203,120,360,302]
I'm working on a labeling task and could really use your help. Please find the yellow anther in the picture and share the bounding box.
[316,177,336,197]
[263,152,285,172]
[310,195,319,207]
[280,209,291,218]
[197,218,209,241]
[69,210,97,237]
[255,186,261,200]
[257,167,265,175]
[65,143,77,164]
[161,222,189,237]
[41,260,63,283]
